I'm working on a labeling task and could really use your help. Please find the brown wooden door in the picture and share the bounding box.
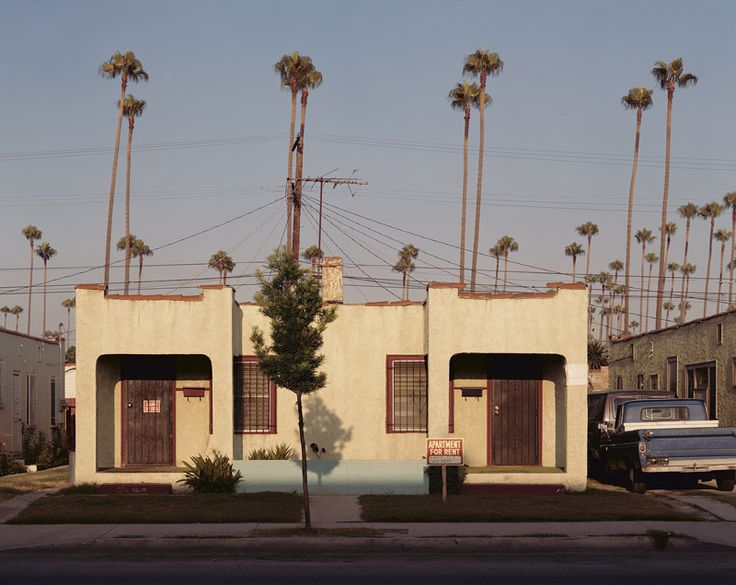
[490,379,540,466]
[124,379,174,466]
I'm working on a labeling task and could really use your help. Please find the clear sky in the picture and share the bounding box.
[1,0,735,340]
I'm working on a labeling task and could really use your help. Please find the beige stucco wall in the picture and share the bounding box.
[0,328,64,453]
[609,311,736,426]
[74,281,588,491]
[75,286,234,484]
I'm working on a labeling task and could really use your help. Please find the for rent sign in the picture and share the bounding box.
[426,438,464,466]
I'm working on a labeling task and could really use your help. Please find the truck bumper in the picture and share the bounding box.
[643,458,736,473]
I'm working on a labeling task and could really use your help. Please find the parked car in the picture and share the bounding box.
[587,390,674,476]
[600,398,736,493]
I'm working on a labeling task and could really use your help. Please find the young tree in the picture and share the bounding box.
[22,225,42,334]
[621,87,654,332]
[99,51,148,289]
[651,58,697,327]
[464,49,503,292]
[250,248,337,530]
[392,244,419,301]
[564,243,585,281]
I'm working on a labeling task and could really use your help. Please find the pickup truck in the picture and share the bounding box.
[600,398,736,493]
[587,390,674,477]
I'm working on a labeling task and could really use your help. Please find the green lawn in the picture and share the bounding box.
[0,466,69,502]
[360,491,702,522]
[10,491,302,524]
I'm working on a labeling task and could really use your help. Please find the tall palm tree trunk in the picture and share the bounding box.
[704,220,715,317]
[668,271,676,322]
[640,247,646,331]
[66,308,71,346]
[655,88,674,328]
[296,392,311,529]
[26,242,34,335]
[123,117,134,295]
[717,241,726,314]
[684,274,692,319]
[584,235,592,278]
[459,108,470,285]
[292,90,308,257]
[469,73,487,292]
[104,75,128,289]
[494,257,500,292]
[624,111,643,333]
[42,260,48,334]
[503,253,509,292]
[679,219,691,321]
[645,263,653,331]
[137,256,144,295]
[571,257,577,281]
[286,89,297,251]
[730,208,736,309]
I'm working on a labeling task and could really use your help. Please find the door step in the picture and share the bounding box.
[99,483,173,495]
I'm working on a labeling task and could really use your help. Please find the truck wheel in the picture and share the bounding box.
[717,478,735,492]
[628,468,647,494]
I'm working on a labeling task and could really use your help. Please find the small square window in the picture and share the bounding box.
[649,374,659,391]
[636,374,644,390]
[616,375,623,390]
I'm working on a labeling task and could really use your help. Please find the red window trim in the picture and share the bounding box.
[234,356,277,434]
[386,354,427,434]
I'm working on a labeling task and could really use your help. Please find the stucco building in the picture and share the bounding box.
[0,327,65,455]
[609,311,736,426]
[72,262,589,493]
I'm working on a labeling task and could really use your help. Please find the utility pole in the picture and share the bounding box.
[294,175,367,268]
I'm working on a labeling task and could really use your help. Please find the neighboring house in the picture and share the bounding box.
[64,363,76,448]
[72,260,588,493]
[0,327,65,455]
[609,311,736,427]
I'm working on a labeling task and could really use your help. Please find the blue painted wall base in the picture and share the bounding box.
[233,460,428,495]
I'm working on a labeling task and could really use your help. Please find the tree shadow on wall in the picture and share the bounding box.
[297,395,353,485]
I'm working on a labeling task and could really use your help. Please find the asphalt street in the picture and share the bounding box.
[4,547,736,585]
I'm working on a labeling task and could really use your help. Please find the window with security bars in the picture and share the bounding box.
[234,359,276,433]
[387,356,427,432]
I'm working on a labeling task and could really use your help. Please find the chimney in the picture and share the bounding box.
[321,257,343,304]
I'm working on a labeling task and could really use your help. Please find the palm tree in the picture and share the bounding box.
[663,301,675,324]
[576,221,599,278]
[723,192,736,309]
[608,259,624,317]
[208,250,235,285]
[699,202,725,316]
[61,297,76,344]
[118,95,146,295]
[463,49,503,292]
[644,252,659,330]
[21,225,42,334]
[622,87,654,333]
[99,51,148,289]
[663,222,677,270]
[275,52,314,251]
[651,59,698,327]
[585,274,597,334]
[565,243,585,281]
[131,238,153,294]
[498,235,518,292]
[666,262,680,323]
[634,228,655,332]
[292,62,323,257]
[1,306,9,328]
[677,203,699,321]
[629,320,640,333]
[10,306,22,331]
[449,81,483,285]
[714,229,732,314]
[489,243,503,292]
[680,263,696,321]
[302,245,323,274]
[35,242,57,334]
[392,244,419,301]
[613,304,623,333]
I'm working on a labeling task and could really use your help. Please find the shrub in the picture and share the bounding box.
[37,427,69,471]
[22,427,46,465]
[247,443,294,460]
[426,465,467,495]
[178,451,243,493]
[0,445,26,477]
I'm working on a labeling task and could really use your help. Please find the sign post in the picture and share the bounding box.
[426,438,464,503]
